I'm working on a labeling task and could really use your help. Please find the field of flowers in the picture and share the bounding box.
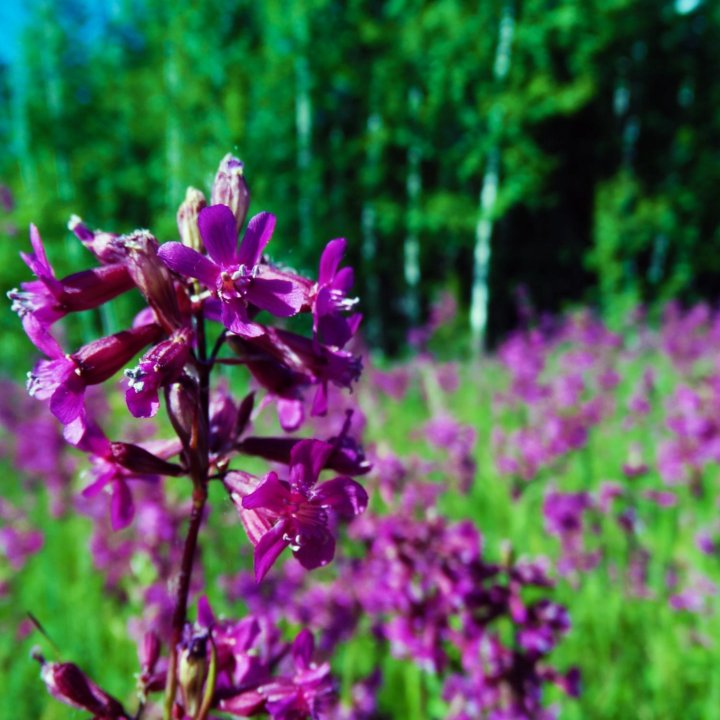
[2,157,720,719]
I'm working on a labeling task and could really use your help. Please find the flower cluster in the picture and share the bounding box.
[10,155,368,720]
[492,313,621,492]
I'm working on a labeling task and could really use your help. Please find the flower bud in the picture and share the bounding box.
[140,632,161,673]
[68,215,126,264]
[178,628,209,717]
[177,187,207,252]
[211,154,250,234]
[235,391,255,439]
[120,230,183,332]
[33,650,127,718]
[166,379,207,461]
[125,327,194,418]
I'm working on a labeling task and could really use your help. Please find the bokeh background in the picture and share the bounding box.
[3,2,720,719]
[1,0,719,366]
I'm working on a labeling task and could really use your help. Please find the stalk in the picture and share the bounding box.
[163,311,211,720]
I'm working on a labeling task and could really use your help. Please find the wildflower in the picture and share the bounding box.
[33,651,128,719]
[312,238,360,349]
[27,323,161,426]
[259,630,337,720]
[227,439,367,581]
[211,154,250,233]
[8,224,133,343]
[125,327,193,418]
[158,204,305,336]
[76,421,184,530]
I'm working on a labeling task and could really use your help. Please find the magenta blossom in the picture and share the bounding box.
[259,629,336,720]
[8,225,133,349]
[158,204,305,336]
[76,422,184,530]
[312,238,360,349]
[227,439,367,581]
[124,327,193,417]
[27,323,161,427]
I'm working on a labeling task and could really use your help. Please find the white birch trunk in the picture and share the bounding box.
[164,39,182,211]
[404,86,422,325]
[295,51,312,249]
[362,111,383,345]
[470,2,515,353]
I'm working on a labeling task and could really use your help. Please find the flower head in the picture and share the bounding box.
[159,204,306,336]
[226,439,367,581]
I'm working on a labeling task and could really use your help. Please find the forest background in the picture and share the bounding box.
[0,0,718,367]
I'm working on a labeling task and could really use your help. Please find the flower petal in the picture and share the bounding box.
[254,519,290,582]
[247,276,304,317]
[277,398,304,432]
[198,204,239,267]
[294,528,335,570]
[290,439,334,491]
[21,314,64,358]
[110,479,134,531]
[50,374,86,425]
[126,385,160,418]
[237,212,276,267]
[158,242,219,287]
[291,629,315,670]
[318,238,346,286]
[311,476,368,519]
[333,265,354,294]
[242,472,292,513]
[221,298,265,337]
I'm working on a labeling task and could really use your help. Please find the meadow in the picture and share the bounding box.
[1,3,718,718]
[2,290,720,719]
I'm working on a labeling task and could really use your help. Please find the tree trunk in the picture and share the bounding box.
[404,86,422,326]
[294,19,312,251]
[470,1,515,354]
[362,110,383,346]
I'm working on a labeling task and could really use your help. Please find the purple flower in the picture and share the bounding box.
[34,652,128,719]
[68,215,126,264]
[211,154,250,233]
[312,238,360,348]
[124,327,193,417]
[76,421,184,530]
[259,630,337,720]
[158,204,306,336]
[0,525,43,570]
[8,224,133,347]
[228,328,362,419]
[228,439,367,581]
[27,323,161,427]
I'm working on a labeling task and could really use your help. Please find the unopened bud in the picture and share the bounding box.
[178,628,209,717]
[33,652,127,718]
[68,215,125,264]
[177,187,206,252]
[140,632,161,673]
[235,391,255,439]
[120,230,183,332]
[211,154,250,233]
[166,379,206,460]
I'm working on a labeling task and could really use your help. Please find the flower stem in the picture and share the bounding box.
[163,310,211,720]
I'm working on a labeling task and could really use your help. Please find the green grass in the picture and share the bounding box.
[2,344,720,719]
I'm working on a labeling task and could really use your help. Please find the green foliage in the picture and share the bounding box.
[1,0,719,364]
